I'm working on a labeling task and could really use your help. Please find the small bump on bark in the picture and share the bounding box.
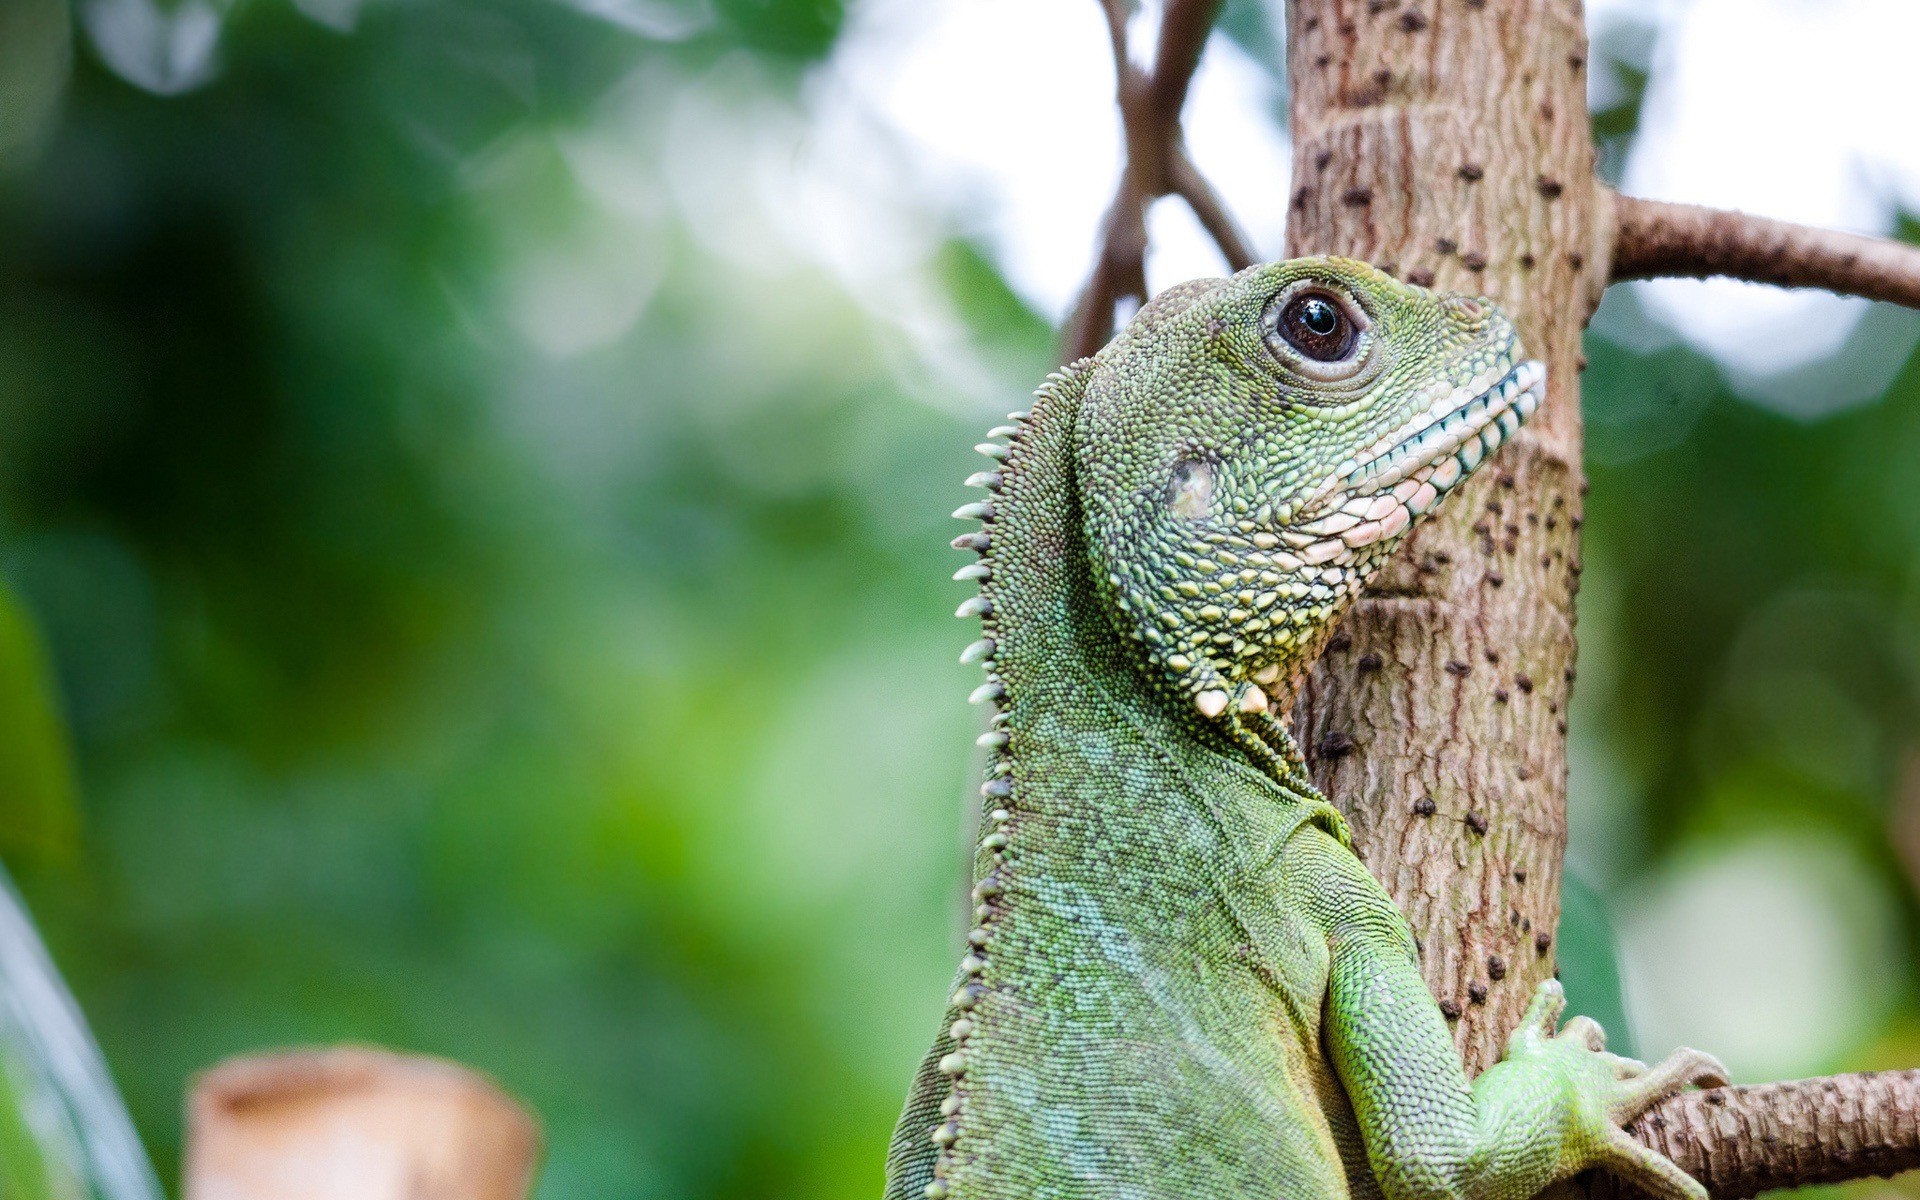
[1318,731,1356,759]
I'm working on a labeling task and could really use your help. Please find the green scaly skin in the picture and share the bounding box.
[885,259,1727,1200]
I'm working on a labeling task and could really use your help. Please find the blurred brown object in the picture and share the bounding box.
[183,1047,540,1200]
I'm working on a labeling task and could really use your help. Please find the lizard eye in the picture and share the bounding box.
[1262,281,1373,382]
[1277,292,1356,361]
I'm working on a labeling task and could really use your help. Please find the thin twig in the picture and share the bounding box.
[1168,144,1256,270]
[1061,0,1251,362]
[1147,0,1221,117]
[1097,0,1130,79]
[1599,1071,1920,1200]
[1065,178,1150,362]
[1610,192,1920,308]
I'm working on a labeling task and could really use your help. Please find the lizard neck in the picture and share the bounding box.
[924,366,1338,1188]
[965,363,1318,799]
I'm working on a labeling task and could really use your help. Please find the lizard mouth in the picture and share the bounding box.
[1345,358,1545,490]
[1283,360,1545,559]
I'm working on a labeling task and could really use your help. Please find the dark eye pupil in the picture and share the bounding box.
[1278,292,1355,362]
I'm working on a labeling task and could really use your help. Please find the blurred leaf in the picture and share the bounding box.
[0,1041,76,1200]
[0,865,162,1200]
[1216,0,1285,93]
[934,239,1054,387]
[712,0,842,59]
[1557,872,1635,1060]
[0,581,77,862]
[0,0,70,172]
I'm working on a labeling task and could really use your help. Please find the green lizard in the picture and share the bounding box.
[885,258,1726,1200]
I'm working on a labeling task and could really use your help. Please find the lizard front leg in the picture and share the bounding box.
[1289,826,1726,1200]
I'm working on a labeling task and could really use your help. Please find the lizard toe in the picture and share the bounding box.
[1508,979,1567,1053]
[1608,1053,1651,1081]
[1557,1014,1607,1053]
[1596,1130,1708,1200]
[1609,1048,1731,1123]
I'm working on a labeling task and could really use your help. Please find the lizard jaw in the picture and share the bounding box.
[1283,359,1546,562]
[1186,359,1547,718]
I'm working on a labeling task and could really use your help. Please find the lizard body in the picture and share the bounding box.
[886,259,1724,1200]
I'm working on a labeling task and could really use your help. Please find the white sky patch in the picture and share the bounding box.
[1605,0,1920,391]
[828,0,1289,323]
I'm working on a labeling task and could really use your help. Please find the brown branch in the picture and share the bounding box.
[1146,0,1219,117]
[1610,193,1920,308]
[1062,0,1250,362]
[1097,0,1130,79]
[1064,176,1150,362]
[1600,1071,1920,1200]
[1168,143,1255,270]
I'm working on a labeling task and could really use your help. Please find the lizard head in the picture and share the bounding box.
[1075,256,1543,721]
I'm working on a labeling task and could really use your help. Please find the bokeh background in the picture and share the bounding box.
[1,0,1918,1195]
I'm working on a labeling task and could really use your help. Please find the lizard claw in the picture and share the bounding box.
[1507,978,1568,1053]
[1595,1129,1709,1200]
[1493,979,1724,1200]
[1609,1054,1651,1080]
[1557,1014,1607,1053]
[1608,1048,1730,1124]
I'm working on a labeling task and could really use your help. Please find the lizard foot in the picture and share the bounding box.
[1501,981,1727,1200]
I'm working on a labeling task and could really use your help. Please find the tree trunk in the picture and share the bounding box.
[1284,0,1598,1080]
[1277,0,1920,1193]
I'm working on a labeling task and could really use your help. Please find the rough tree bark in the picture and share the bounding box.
[1283,0,1600,1082]
[1066,1,1920,1195]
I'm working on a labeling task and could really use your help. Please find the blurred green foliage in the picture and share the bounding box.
[0,3,1914,1199]
[0,3,992,1195]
